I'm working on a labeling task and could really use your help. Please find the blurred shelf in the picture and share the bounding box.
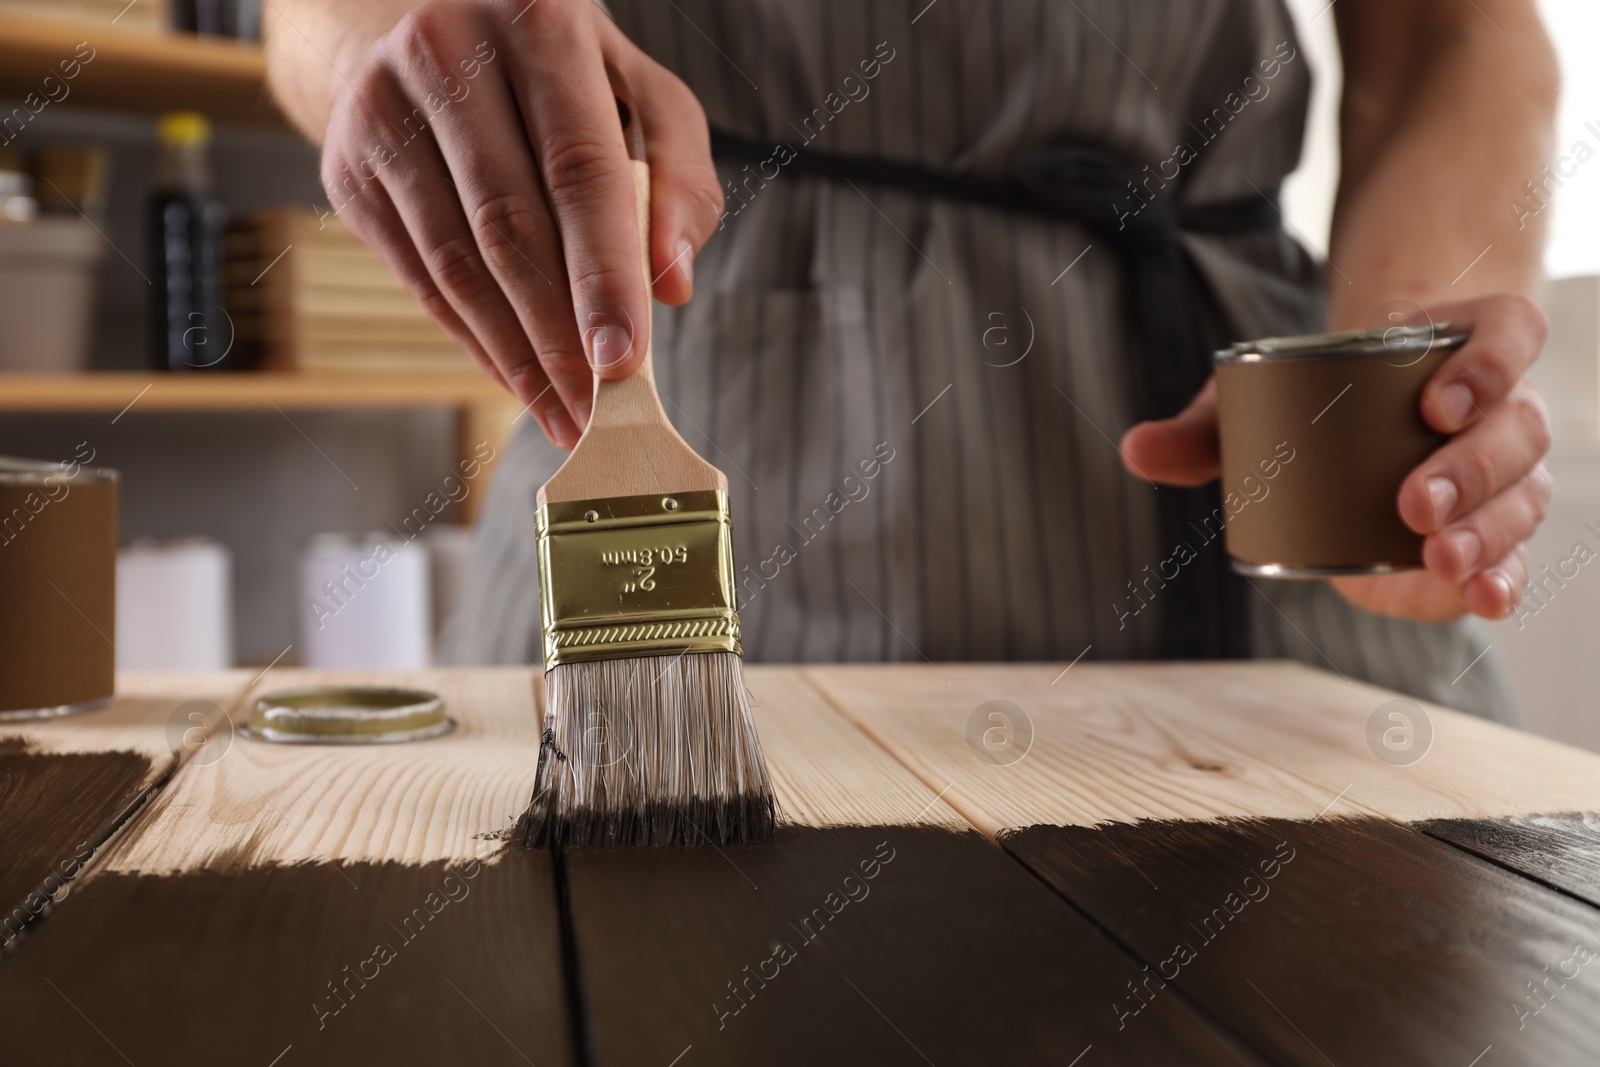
[0,10,281,125]
[0,372,525,521]
[0,371,512,412]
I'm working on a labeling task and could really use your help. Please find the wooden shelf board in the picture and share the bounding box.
[0,10,281,125]
[0,372,515,413]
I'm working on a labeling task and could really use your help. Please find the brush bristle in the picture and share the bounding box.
[517,651,776,849]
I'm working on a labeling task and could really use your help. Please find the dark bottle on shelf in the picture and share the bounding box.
[148,112,230,372]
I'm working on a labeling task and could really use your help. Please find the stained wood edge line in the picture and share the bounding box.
[549,844,597,1067]
[2,758,179,954]
[1415,815,1600,913]
[990,825,1278,1067]
[794,669,1003,840]
[91,681,262,876]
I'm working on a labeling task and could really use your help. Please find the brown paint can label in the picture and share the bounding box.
[1213,324,1465,577]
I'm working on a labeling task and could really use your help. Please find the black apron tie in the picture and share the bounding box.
[710,129,1278,660]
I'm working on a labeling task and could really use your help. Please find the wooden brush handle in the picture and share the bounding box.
[537,103,724,506]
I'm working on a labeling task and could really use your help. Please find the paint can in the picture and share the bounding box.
[0,454,118,719]
[1213,323,1467,577]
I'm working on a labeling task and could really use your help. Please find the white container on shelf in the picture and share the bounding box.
[298,533,430,669]
[0,218,104,373]
[115,537,234,671]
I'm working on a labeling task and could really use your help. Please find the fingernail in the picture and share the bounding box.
[1438,382,1474,429]
[675,238,694,288]
[1426,476,1458,526]
[1445,528,1481,572]
[585,318,633,369]
[1487,572,1514,616]
[543,406,579,449]
[573,396,592,432]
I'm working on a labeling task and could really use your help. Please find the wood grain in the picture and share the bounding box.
[562,667,1257,1066]
[538,159,723,505]
[0,671,247,946]
[802,661,1600,830]
[0,855,570,1065]
[103,669,543,872]
[1420,812,1600,908]
[804,662,1600,1064]
[0,669,574,1066]
[1006,816,1600,1067]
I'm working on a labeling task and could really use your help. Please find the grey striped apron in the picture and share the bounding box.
[440,0,1518,722]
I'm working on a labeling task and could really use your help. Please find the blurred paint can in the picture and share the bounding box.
[0,453,118,718]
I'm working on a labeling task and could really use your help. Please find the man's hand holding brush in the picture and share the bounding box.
[264,0,725,448]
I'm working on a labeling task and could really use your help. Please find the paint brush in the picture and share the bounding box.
[515,101,775,850]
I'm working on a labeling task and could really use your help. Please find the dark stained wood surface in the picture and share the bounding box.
[0,738,158,947]
[1420,812,1600,909]
[565,826,1259,1066]
[0,852,574,1066]
[1004,816,1600,1067]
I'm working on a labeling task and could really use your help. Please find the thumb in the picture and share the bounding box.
[1119,377,1222,486]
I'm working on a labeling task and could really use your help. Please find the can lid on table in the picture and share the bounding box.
[1214,322,1468,364]
[245,686,453,744]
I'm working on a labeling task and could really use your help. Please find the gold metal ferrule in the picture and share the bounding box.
[535,489,741,671]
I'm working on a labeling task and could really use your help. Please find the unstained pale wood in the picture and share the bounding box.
[743,665,968,830]
[802,661,1600,831]
[538,159,723,505]
[104,668,543,871]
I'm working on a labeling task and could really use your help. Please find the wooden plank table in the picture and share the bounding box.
[2,661,1598,1066]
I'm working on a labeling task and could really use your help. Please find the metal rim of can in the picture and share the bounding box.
[0,695,113,722]
[0,458,118,485]
[1213,322,1468,365]
[1231,560,1415,580]
[242,686,454,745]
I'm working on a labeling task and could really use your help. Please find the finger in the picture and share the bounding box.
[1119,378,1221,486]
[1397,382,1550,533]
[616,46,723,306]
[1418,294,1548,433]
[410,36,597,430]
[358,84,580,447]
[337,175,579,447]
[1422,465,1552,583]
[1461,542,1528,620]
[509,2,648,379]
[326,161,509,391]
